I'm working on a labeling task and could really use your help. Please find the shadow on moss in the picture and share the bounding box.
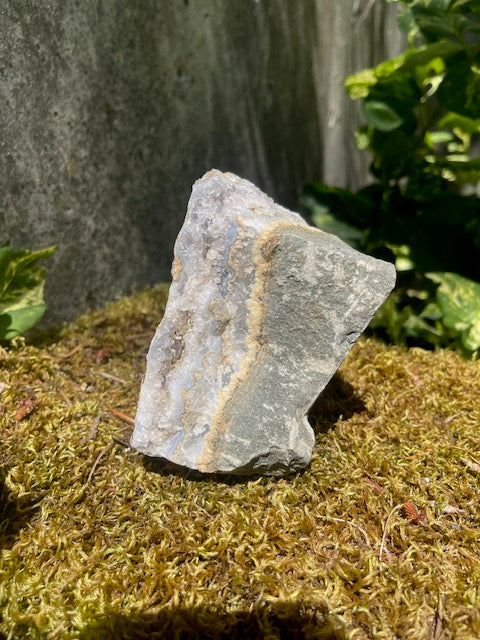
[0,467,39,550]
[308,372,366,434]
[136,373,365,484]
[77,602,346,640]
[141,456,274,485]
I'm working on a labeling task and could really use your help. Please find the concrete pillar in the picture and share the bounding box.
[0,0,402,324]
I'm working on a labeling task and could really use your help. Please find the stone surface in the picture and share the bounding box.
[1,1,403,326]
[131,170,396,476]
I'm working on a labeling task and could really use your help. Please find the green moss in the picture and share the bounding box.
[1,284,480,639]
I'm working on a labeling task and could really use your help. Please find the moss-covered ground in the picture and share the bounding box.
[1,284,480,639]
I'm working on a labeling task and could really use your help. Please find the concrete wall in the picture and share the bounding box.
[1,0,403,325]
[316,0,404,188]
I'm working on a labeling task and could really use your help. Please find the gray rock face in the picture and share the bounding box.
[131,170,396,476]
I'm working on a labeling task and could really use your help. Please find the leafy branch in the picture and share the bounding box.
[304,0,480,355]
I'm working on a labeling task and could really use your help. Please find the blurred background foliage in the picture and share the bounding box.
[303,0,480,357]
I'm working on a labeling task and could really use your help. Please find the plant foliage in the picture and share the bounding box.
[304,0,480,355]
[0,244,56,342]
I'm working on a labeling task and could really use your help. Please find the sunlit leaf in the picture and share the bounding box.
[354,128,371,150]
[438,112,480,133]
[425,131,454,146]
[427,272,480,350]
[374,54,409,78]
[0,305,47,341]
[386,243,416,271]
[345,69,377,99]
[0,244,56,341]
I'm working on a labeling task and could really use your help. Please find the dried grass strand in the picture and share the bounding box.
[379,504,403,561]
[96,371,127,385]
[86,443,114,483]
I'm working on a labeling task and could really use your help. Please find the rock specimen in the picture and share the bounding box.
[131,170,396,475]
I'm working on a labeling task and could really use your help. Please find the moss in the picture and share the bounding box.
[1,284,480,639]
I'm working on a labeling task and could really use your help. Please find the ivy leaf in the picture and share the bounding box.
[427,272,480,351]
[0,244,56,341]
[0,305,47,341]
[362,100,404,131]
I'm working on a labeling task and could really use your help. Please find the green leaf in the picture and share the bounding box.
[0,244,56,341]
[0,304,47,341]
[435,156,480,183]
[354,128,371,150]
[0,245,13,295]
[427,272,480,350]
[348,41,463,96]
[424,0,455,10]
[0,271,45,313]
[402,40,463,69]
[425,131,454,146]
[397,7,419,38]
[374,54,409,79]
[367,128,421,180]
[421,301,443,321]
[444,158,480,168]
[8,245,57,274]
[451,0,480,12]
[448,167,480,185]
[362,100,404,131]
[385,243,416,271]
[412,7,474,41]
[427,272,480,326]
[345,69,378,99]
[310,210,364,248]
[438,112,480,133]
[450,0,471,9]
[462,320,480,351]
